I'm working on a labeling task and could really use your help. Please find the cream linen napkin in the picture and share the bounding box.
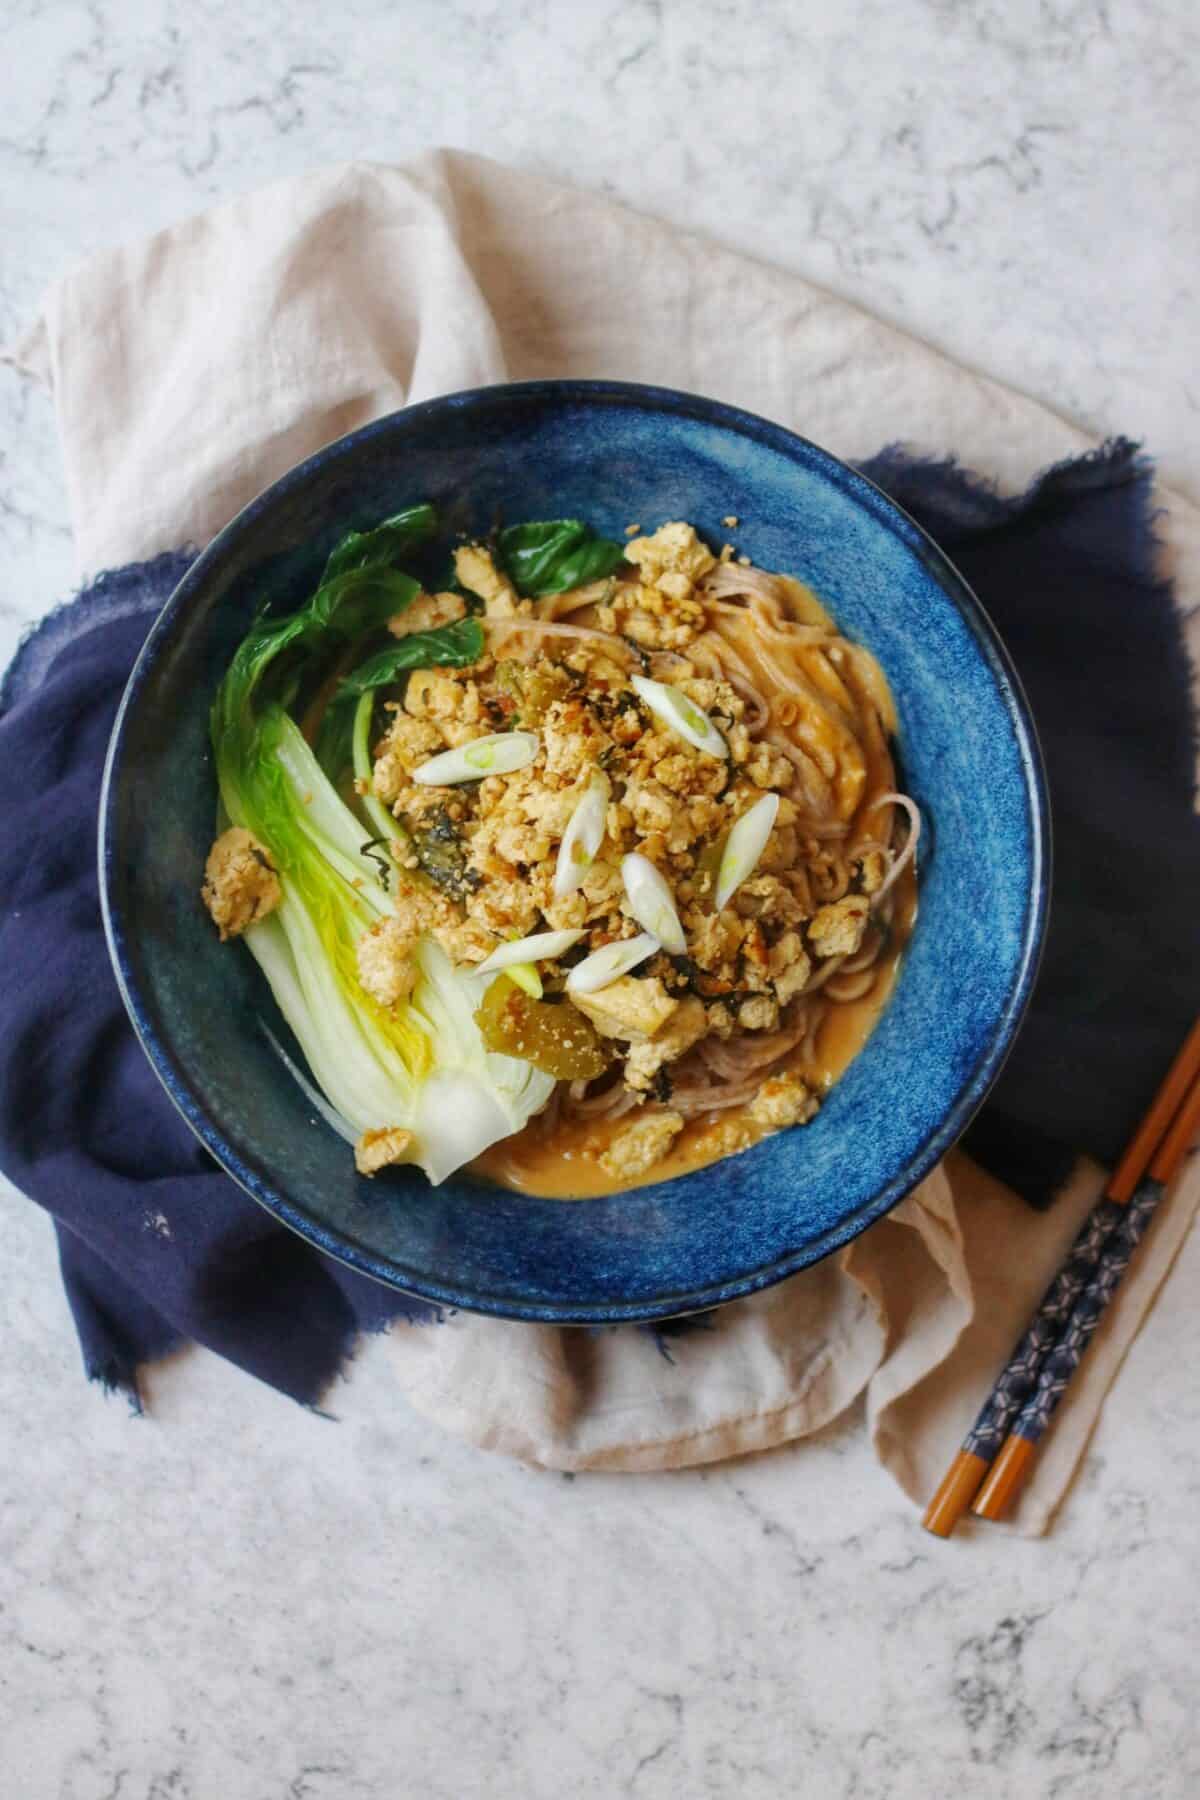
[10,152,1199,1532]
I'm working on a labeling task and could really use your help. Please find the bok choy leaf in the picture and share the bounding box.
[314,616,485,785]
[318,504,438,584]
[333,618,486,702]
[496,519,626,597]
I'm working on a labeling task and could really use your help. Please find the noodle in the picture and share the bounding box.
[562,1075,642,1119]
[484,616,640,661]
[808,849,852,902]
[801,954,847,995]
[703,562,785,602]
[540,578,618,619]
[698,1018,808,1082]
[670,1081,766,1118]
[580,1087,641,1121]
[725,670,771,730]
[867,793,921,904]
[464,534,921,1197]
[823,968,880,1004]
[838,931,885,975]
[704,596,832,647]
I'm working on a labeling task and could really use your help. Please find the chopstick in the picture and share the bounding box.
[922,1015,1200,1537]
[971,1063,1200,1521]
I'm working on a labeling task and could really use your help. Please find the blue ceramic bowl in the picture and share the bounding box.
[101,381,1048,1323]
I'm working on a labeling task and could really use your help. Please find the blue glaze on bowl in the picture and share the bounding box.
[100,382,1048,1323]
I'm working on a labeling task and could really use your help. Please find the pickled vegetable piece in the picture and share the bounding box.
[409,806,482,902]
[495,659,572,725]
[475,978,611,1081]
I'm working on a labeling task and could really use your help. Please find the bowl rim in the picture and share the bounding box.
[100,378,1050,1323]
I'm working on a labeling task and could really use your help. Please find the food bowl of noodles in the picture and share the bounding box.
[100,381,1048,1322]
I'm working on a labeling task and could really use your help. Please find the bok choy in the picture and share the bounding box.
[209,506,553,1185]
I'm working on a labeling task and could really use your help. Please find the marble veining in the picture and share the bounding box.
[2,3,1198,1795]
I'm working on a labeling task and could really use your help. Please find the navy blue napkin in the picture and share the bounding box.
[2,442,1197,1405]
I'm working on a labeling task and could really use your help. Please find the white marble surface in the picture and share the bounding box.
[2,3,1198,1796]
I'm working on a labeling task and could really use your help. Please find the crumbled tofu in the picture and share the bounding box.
[856,849,888,894]
[699,1114,756,1159]
[624,521,717,587]
[356,917,419,1007]
[571,976,678,1042]
[642,729,730,803]
[454,544,521,617]
[730,873,806,928]
[808,894,870,959]
[613,584,706,652]
[402,670,488,747]
[683,907,777,996]
[493,820,549,864]
[656,570,693,604]
[540,696,614,785]
[750,1074,820,1129]
[705,1001,735,1039]
[768,931,812,1005]
[465,870,541,940]
[626,779,676,835]
[201,827,281,941]
[743,740,795,790]
[372,712,446,802]
[355,1127,415,1177]
[435,917,499,964]
[737,994,780,1032]
[389,590,466,636]
[757,819,800,874]
[722,514,739,528]
[579,858,625,909]
[601,521,717,651]
[624,995,708,1091]
[598,1109,685,1179]
[369,870,478,969]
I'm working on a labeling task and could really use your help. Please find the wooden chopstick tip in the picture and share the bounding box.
[921,1450,992,1538]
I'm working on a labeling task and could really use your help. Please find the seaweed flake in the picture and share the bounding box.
[359,837,393,889]
[410,807,483,902]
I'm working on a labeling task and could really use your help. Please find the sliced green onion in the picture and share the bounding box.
[503,964,543,999]
[477,929,586,975]
[715,793,780,910]
[630,675,728,758]
[413,731,539,786]
[554,772,610,897]
[620,852,686,954]
[566,932,660,995]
